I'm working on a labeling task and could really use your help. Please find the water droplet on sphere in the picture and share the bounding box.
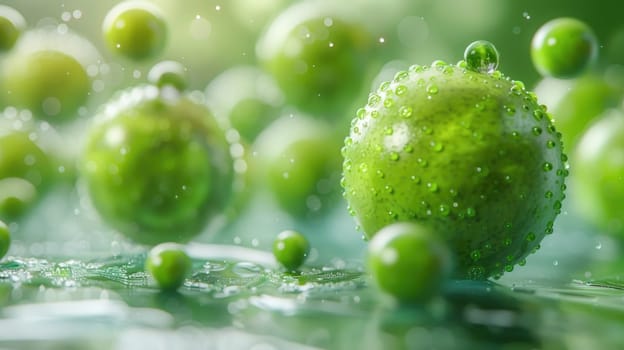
[463,40,500,74]
[399,106,412,118]
[426,84,438,95]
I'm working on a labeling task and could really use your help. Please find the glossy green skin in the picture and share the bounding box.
[81,85,234,245]
[2,50,90,122]
[342,62,567,279]
[145,243,191,290]
[273,230,310,271]
[148,60,187,91]
[258,4,375,116]
[0,220,9,259]
[254,116,342,219]
[0,6,25,52]
[573,110,624,237]
[531,18,598,79]
[103,3,167,61]
[368,222,452,302]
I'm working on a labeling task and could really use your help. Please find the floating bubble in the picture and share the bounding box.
[464,40,500,74]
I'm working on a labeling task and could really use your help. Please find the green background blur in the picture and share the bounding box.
[4,0,623,92]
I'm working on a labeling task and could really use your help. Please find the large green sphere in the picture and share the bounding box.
[342,61,567,279]
[81,86,234,245]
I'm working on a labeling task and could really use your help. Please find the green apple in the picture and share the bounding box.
[572,109,624,237]
[253,114,342,219]
[256,0,378,117]
[81,85,235,245]
[342,60,567,280]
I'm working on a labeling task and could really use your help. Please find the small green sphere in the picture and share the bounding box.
[0,5,26,52]
[102,2,167,61]
[145,242,192,290]
[147,60,188,91]
[368,222,452,302]
[531,18,598,79]
[273,229,310,271]
[0,220,10,259]
[464,40,499,74]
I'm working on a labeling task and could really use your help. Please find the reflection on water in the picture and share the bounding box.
[0,250,623,349]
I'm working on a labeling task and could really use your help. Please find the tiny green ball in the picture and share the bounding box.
[367,222,452,303]
[147,60,188,91]
[145,242,192,291]
[273,229,310,271]
[102,2,167,61]
[0,220,11,259]
[464,40,499,74]
[531,17,598,79]
[0,5,25,52]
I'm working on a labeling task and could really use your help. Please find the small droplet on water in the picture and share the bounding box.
[463,40,500,74]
